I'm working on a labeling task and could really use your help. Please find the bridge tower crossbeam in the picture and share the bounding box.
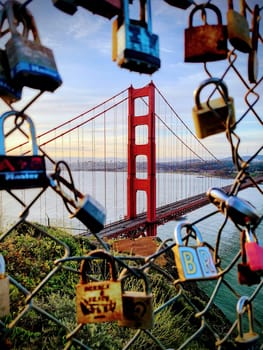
[127,82,157,236]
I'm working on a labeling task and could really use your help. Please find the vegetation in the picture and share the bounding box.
[0,223,237,349]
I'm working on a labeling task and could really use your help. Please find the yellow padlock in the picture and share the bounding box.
[118,267,153,329]
[192,78,236,139]
[227,0,252,53]
[76,249,123,324]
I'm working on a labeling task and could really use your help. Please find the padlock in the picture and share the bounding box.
[184,3,228,62]
[207,187,260,227]
[76,249,123,324]
[163,0,193,10]
[0,253,10,318]
[112,0,160,74]
[227,0,252,53]
[235,296,260,349]
[118,267,153,329]
[52,0,78,15]
[5,0,62,92]
[173,221,217,281]
[248,4,260,84]
[0,110,48,190]
[244,228,263,273]
[77,0,121,20]
[70,194,106,233]
[237,230,260,286]
[192,78,236,139]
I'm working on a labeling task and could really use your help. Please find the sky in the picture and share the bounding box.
[0,0,262,159]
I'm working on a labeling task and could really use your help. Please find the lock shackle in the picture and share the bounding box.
[79,249,118,285]
[122,0,152,32]
[207,187,228,209]
[174,221,204,246]
[188,3,223,28]
[194,78,229,110]
[0,110,38,155]
[236,296,255,338]
[119,267,151,295]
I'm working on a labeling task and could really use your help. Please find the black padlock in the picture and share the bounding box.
[0,111,48,190]
[52,0,78,15]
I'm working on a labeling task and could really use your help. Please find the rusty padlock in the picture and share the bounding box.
[235,296,260,349]
[0,253,10,318]
[52,0,78,15]
[244,228,263,273]
[112,0,160,74]
[207,187,260,227]
[227,0,252,53]
[0,111,48,190]
[248,4,260,84]
[173,221,217,281]
[5,0,62,92]
[192,78,236,139]
[237,230,260,286]
[163,0,193,9]
[184,3,228,62]
[118,267,153,329]
[76,249,123,324]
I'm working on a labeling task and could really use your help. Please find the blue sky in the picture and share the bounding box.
[1,0,262,159]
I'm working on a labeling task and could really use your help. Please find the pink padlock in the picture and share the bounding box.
[244,229,263,272]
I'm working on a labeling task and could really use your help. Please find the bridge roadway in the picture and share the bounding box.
[99,176,263,239]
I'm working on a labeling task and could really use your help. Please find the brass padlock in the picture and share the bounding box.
[76,249,123,324]
[184,3,228,62]
[0,111,48,190]
[77,0,121,20]
[0,253,10,318]
[52,0,78,15]
[112,0,160,74]
[235,296,260,349]
[163,0,193,9]
[70,194,106,233]
[227,0,252,53]
[5,0,62,92]
[192,78,236,139]
[118,267,153,329]
[173,221,217,281]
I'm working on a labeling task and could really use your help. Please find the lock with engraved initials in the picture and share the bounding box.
[118,267,153,329]
[244,228,263,273]
[0,253,10,318]
[184,3,228,62]
[76,249,123,324]
[227,0,252,53]
[192,78,236,139]
[0,111,48,190]
[173,221,217,281]
[235,296,260,349]
[5,0,62,92]
[112,0,160,74]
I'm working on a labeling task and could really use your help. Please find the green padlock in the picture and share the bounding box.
[227,0,252,53]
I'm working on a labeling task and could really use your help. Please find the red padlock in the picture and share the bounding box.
[244,228,263,272]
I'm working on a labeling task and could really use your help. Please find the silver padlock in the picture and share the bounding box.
[173,221,217,281]
[207,187,260,227]
[0,253,10,318]
[192,78,236,139]
[235,296,260,349]
[0,111,48,190]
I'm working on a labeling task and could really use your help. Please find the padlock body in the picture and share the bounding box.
[235,333,260,350]
[184,24,227,62]
[0,155,48,190]
[78,0,121,19]
[71,194,106,233]
[245,242,263,272]
[163,0,193,9]
[237,263,261,286]
[118,291,153,329]
[227,10,252,53]
[0,49,22,104]
[0,277,10,318]
[173,246,217,281]
[76,280,123,324]
[52,0,78,15]
[192,97,236,138]
[6,35,62,92]
[114,21,160,74]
